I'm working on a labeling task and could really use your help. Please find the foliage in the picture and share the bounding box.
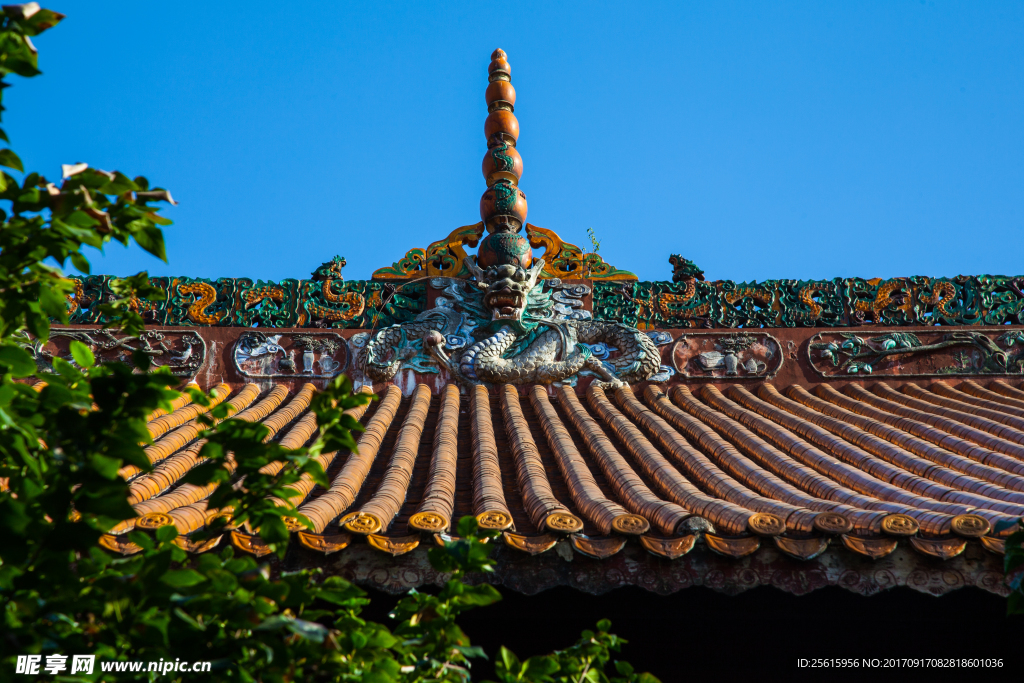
[0,6,659,682]
[0,7,172,341]
[584,228,600,279]
[1000,519,1024,615]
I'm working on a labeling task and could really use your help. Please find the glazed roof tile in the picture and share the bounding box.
[105,378,1024,564]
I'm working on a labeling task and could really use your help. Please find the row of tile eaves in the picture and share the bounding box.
[96,378,1024,564]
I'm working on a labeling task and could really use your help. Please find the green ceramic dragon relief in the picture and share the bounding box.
[65,258,426,330]
[357,258,661,388]
[64,254,1024,331]
[591,256,1024,329]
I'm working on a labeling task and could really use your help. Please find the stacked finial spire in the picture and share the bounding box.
[479,49,527,235]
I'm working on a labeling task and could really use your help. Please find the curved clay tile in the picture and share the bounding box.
[749,385,1022,526]
[298,384,402,533]
[947,381,1024,420]
[346,383,432,534]
[697,386,889,533]
[167,500,219,535]
[146,382,231,440]
[753,385,1019,532]
[852,384,1024,460]
[815,384,1024,477]
[411,384,461,532]
[782,384,1024,493]
[145,387,194,424]
[471,385,513,530]
[633,386,794,534]
[121,384,261,481]
[259,383,317,441]
[702,384,957,535]
[500,385,581,533]
[986,380,1024,407]
[233,385,291,423]
[530,385,631,535]
[585,387,745,532]
[271,388,374,511]
[118,385,317,535]
[127,384,285,508]
[558,386,692,535]
[906,383,1024,434]
[741,385,1024,510]
[670,386,849,532]
[590,386,759,535]
[663,386,824,534]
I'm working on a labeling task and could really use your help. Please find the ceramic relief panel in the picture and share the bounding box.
[671,332,783,379]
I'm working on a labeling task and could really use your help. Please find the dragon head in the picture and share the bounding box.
[465,256,545,322]
[311,256,347,281]
[670,255,705,283]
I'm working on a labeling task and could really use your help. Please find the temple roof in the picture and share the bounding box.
[59,48,1024,597]
[99,372,1020,577]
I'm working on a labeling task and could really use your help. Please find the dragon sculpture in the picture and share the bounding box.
[359,256,660,388]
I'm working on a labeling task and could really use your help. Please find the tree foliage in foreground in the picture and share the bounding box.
[0,5,660,681]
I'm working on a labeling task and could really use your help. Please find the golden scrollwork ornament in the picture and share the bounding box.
[611,514,650,535]
[476,510,513,530]
[950,513,991,538]
[341,511,383,535]
[283,516,307,532]
[881,513,920,536]
[136,512,175,530]
[410,511,449,532]
[747,512,785,536]
[545,511,584,533]
[813,512,853,535]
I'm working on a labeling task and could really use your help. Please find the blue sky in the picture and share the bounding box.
[10,1,1023,283]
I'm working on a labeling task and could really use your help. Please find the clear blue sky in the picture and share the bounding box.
[10,1,1023,283]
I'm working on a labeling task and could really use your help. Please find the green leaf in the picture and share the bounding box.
[499,646,521,673]
[287,618,328,643]
[458,583,502,607]
[69,251,90,275]
[524,656,560,678]
[133,224,167,262]
[258,514,289,544]
[351,630,368,649]
[87,453,122,480]
[155,525,179,543]
[0,148,24,172]
[160,569,207,588]
[0,344,36,377]
[173,607,207,631]
[21,9,66,36]
[457,515,480,538]
[69,340,95,368]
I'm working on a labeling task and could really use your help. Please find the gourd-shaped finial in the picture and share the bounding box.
[480,48,527,235]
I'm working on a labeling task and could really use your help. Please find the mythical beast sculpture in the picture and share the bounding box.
[358,256,660,388]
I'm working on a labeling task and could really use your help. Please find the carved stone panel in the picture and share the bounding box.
[671,332,783,379]
[233,332,349,379]
[26,329,207,377]
[807,328,1024,378]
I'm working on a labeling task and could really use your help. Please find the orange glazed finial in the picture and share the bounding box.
[480,49,527,234]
